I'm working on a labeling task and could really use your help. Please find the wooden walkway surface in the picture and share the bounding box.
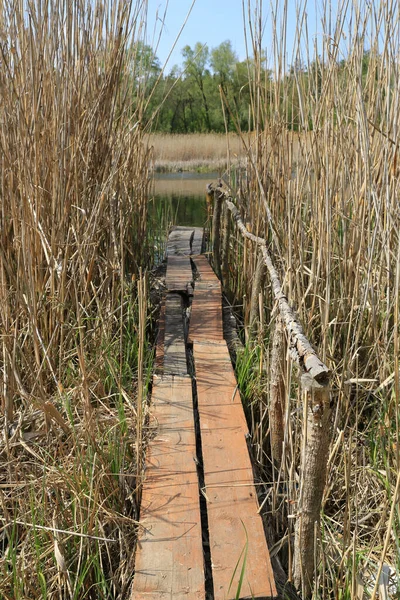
[132,227,276,600]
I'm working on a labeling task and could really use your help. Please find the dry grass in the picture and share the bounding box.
[148,132,248,172]
[221,1,400,596]
[0,1,153,597]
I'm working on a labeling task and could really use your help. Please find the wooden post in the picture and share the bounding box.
[212,188,223,281]
[294,374,332,597]
[269,316,286,467]
[221,201,231,287]
[249,250,267,339]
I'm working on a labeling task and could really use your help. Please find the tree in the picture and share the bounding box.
[210,40,237,86]
[210,41,238,129]
[182,42,212,131]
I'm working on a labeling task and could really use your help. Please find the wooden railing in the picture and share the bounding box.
[208,183,333,597]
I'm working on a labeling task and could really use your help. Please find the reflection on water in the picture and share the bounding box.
[151,171,219,228]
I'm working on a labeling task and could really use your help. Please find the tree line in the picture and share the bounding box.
[134,40,374,134]
[138,40,266,133]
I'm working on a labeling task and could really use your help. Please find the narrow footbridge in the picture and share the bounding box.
[132,227,276,599]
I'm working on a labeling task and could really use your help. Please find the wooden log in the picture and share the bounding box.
[293,374,332,597]
[269,316,286,467]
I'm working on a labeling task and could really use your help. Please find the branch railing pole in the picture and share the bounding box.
[211,188,223,282]
[206,183,334,596]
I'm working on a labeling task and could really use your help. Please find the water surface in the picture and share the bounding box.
[151,171,219,228]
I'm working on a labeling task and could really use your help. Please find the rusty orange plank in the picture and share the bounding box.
[132,375,204,599]
[194,342,277,600]
[189,255,223,345]
[188,283,224,345]
[192,254,219,284]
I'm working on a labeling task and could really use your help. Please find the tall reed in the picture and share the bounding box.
[0,1,153,597]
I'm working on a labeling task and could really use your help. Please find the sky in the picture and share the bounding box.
[145,0,250,70]
[145,0,326,73]
[144,1,384,75]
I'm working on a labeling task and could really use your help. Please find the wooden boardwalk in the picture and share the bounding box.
[132,227,276,599]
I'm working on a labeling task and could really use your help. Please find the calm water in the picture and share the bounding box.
[150,171,219,228]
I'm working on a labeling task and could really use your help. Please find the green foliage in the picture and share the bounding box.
[145,41,375,134]
[145,40,272,133]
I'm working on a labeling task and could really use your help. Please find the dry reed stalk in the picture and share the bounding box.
[249,250,267,339]
[136,271,146,506]
[0,1,153,596]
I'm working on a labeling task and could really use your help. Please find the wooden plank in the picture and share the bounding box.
[163,294,187,376]
[191,227,204,255]
[194,342,277,600]
[189,255,223,345]
[167,227,194,256]
[192,254,219,284]
[188,283,224,345]
[166,255,193,292]
[132,375,204,600]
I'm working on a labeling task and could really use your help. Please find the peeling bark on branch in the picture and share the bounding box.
[221,195,330,383]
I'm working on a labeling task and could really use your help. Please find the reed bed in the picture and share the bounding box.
[149,132,247,172]
[0,1,154,597]
[221,1,400,596]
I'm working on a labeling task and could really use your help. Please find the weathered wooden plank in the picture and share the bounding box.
[167,227,194,257]
[132,375,204,599]
[194,342,277,600]
[191,227,204,255]
[165,255,193,292]
[188,283,224,345]
[192,254,219,284]
[163,294,187,376]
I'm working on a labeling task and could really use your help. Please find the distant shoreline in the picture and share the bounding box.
[148,132,246,173]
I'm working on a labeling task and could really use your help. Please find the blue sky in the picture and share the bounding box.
[145,0,327,72]
[144,1,381,74]
[145,0,250,70]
